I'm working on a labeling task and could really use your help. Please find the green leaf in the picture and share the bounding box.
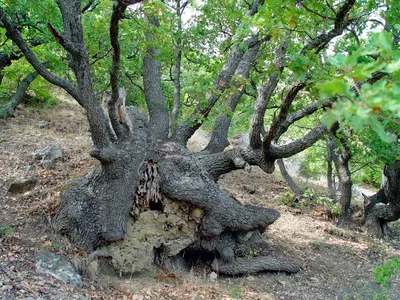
[317,78,351,98]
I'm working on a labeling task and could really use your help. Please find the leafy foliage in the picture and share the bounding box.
[278,188,341,218]
[373,257,400,287]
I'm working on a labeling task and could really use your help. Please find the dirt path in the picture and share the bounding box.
[1,98,399,299]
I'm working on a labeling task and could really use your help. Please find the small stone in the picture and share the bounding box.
[32,145,63,168]
[247,275,256,281]
[7,175,38,194]
[209,271,218,282]
[276,279,286,286]
[191,208,204,220]
[310,277,319,282]
[35,252,82,287]
[24,165,36,172]
[38,121,49,128]
[0,281,3,287]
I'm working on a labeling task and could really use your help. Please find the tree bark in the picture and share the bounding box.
[364,161,400,238]
[249,43,287,149]
[143,17,170,142]
[326,135,337,199]
[169,0,186,130]
[277,159,303,195]
[328,130,352,223]
[0,70,38,118]
[53,107,149,251]
[205,41,261,153]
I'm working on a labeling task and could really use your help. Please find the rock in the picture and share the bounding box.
[209,271,218,282]
[247,275,256,281]
[7,175,38,194]
[276,279,286,286]
[33,145,63,168]
[35,252,82,287]
[38,121,49,128]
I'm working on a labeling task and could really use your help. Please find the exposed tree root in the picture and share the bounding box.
[212,256,301,275]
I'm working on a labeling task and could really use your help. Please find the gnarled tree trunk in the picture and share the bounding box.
[364,160,400,238]
[1,0,362,278]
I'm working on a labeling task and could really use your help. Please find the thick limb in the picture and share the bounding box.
[364,161,400,238]
[159,155,280,238]
[212,256,301,275]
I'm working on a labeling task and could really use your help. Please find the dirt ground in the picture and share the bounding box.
[1,95,399,300]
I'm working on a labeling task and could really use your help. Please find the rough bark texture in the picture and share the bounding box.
[143,17,169,142]
[205,41,261,153]
[53,107,148,251]
[249,43,287,149]
[55,126,302,275]
[364,161,400,238]
[169,0,186,130]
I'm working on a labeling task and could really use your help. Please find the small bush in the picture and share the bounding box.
[0,225,14,242]
[278,188,341,219]
[278,191,296,207]
[230,287,242,298]
[373,257,400,287]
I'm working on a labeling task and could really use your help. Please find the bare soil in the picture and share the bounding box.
[1,95,399,300]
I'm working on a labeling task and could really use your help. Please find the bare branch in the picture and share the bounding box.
[143,17,170,142]
[90,48,112,65]
[55,0,114,148]
[301,0,356,54]
[300,2,335,20]
[205,41,262,153]
[270,123,327,158]
[0,70,38,118]
[47,22,66,47]
[82,0,100,14]
[125,72,144,94]
[263,81,306,154]
[249,41,288,149]
[116,0,143,5]
[109,1,131,139]
[273,99,332,140]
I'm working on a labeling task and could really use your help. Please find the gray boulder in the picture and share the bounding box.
[35,252,82,287]
[33,145,63,168]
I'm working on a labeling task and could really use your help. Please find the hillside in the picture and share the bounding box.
[1,96,399,300]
